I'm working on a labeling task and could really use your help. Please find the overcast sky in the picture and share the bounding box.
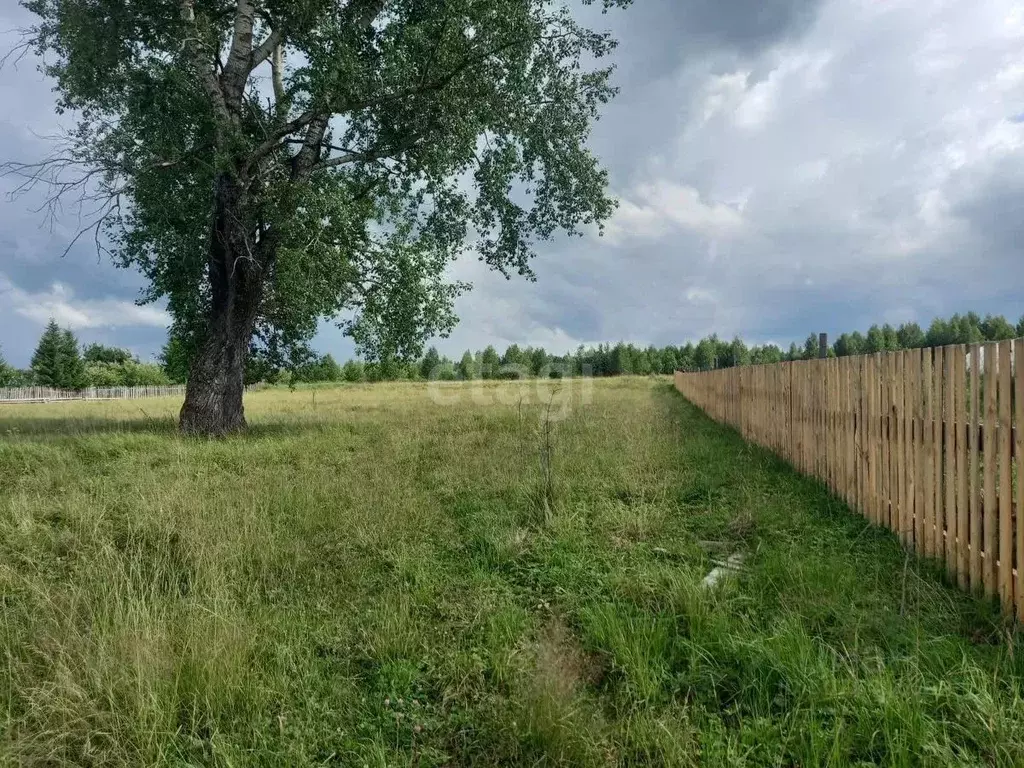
[1,0,1022,366]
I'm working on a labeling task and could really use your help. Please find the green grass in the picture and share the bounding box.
[1,377,1022,766]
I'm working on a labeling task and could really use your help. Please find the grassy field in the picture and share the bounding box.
[1,377,1022,766]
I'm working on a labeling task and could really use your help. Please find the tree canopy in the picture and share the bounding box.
[83,344,134,365]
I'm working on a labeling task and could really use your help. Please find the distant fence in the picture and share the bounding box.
[675,339,1023,620]
[0,384,272,403]
[0,385,188,403]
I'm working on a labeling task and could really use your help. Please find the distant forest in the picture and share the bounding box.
[244,311,1024,384]
[2,311,1020,388]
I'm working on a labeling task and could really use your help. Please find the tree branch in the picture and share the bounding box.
[270,44,286,105]
[254,35,525,175]
[221,0,258,107]
[292,114,331,178]
[247,0,514,177]
[316,134,425,170]
[246,0,389,170]
[252,27,284,73]
[418,15,450,90]
[0,153,126,258]
[343,0,388,30]
[339,36,527,115]
[247,109,320,166]
[180,0,232,127]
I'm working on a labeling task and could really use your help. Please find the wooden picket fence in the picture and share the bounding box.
[0,385,189,403]
[675,339,1023,619]
[0,383,271,403]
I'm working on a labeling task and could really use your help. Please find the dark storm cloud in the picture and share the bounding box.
[584,0,827,183]
[642,0,822,51]
[596,0,824,85]
[949,156,1024,270]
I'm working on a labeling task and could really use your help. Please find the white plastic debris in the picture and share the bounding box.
[701,553,745,589]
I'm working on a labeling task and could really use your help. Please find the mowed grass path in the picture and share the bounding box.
[1,378,1022,766]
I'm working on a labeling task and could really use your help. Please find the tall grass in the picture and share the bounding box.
[0,378,1021,766]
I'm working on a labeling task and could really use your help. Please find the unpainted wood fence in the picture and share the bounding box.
[0,384,270,403]
[0,385,188,403]
[675,339,1023,619]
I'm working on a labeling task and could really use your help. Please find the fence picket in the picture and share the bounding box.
[823,360,831,493]
[910,348,924,553]
[1015,338,1023,619]
[998,340,1013,608]
[969,344,982,591]
[944,347,957,576]
[909,352,917,548]
[922,349,935,558]
[856,357,866,519]
[933,347,945,563]
[910,349,922,549]
[983,343,998,596]
[895,351,907,543]
[875,354,886,528]
[955,346,968,589]
[876,354,884,528]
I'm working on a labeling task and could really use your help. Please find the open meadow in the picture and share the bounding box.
[1,378,1023,766]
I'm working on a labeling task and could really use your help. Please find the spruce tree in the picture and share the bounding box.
[802,333,819,360]
[30,321,65,388]
[60,330,86,390]
[30,321,85,389]
[881,323,899,351]
[678,344,695,372]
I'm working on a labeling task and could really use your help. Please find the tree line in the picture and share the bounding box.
[212,311,1024,384]
[0,320,170,389]
[827,313,1022,357]
[2,311,1020,390]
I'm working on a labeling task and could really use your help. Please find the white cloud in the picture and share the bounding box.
[700,71,751,123]
[684,287,715,303]
[734,76,777,129]
[606,180,744,242]
[700,50,832,131]
[0,274,170,330]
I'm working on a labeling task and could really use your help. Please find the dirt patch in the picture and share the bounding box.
[533,616,604,701]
